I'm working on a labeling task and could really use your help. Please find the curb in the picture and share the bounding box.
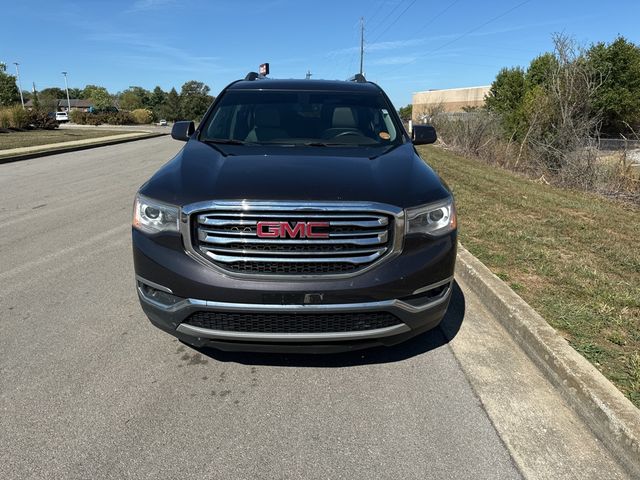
[455,245,640,477]
[0,132,168,165]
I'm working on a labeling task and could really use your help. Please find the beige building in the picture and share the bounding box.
[412,86,491,121]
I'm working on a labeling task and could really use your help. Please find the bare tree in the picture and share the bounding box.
[525,33,604,188]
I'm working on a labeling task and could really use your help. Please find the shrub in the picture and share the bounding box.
[0,107,10,128]
[105,111,134,125]
[70,110,89,124]
[130,108,153,124]
[9,105,29,128]
[28,110,59,129]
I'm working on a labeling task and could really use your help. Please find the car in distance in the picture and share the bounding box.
[132,72,457,353]
[158,119,168,126]
[55,111,69,122]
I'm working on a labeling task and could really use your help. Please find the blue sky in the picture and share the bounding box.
[2,0,639,107]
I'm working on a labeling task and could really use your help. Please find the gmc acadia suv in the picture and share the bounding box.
[132,73,457,353]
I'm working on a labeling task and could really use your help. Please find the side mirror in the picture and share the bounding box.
[412,125,437,145]
[171,121,195,141]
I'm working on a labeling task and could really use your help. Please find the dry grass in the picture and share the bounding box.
[419,145,640,407]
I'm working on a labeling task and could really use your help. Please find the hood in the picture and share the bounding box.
[140,140,451,209]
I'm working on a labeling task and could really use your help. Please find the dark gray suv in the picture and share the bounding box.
[133,74,457,353]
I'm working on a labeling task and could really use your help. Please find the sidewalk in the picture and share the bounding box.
[0,131,167,164]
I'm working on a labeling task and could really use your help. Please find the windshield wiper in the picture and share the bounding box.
[368,143,401,160]
[303,142,353,147]
[204,138,250,145]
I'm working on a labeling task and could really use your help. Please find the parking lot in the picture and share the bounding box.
[0,137,629,479]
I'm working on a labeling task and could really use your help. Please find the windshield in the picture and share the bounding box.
[199,89,403,147]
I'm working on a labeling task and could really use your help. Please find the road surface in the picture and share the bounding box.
[0,137,629,479]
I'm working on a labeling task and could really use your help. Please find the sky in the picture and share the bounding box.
[2,0,640,108]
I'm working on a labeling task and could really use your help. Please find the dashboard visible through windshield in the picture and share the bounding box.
[199,90,403,147]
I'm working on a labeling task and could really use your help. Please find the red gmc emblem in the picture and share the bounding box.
[257,221,329,239]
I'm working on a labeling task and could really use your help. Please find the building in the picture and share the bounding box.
[24,98,93,112]
[412,86,491,122]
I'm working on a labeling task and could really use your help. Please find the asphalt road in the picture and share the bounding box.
[0,137,628,479]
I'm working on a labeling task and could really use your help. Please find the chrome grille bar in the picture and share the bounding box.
[203,251,385,264]
[185,202,403,277]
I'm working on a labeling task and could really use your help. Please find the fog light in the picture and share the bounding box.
[138,282,183,307]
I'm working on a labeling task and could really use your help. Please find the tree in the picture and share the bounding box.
[40,87,65,99]
[179,80,213,121]
[82,85,113,110]
[525,53,558,90]
[521,34,603,186]
[398,104,412,122]
[587,36,640,135]
[68,87,82,98]
[118,86,151,111]
[157,87,181,121]
[149,86,167,110]
[31,87,40,109]
[0,62,21,106]
[485,66,527,138]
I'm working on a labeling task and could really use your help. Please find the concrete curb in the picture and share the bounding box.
[455,245,640,477]
[0,132,168,165]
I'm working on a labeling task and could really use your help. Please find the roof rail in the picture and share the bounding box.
[347,73,367,83]
[244,72,260,81]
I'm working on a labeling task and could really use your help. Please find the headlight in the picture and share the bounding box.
[133,193,179,234]
[406,198,457,236]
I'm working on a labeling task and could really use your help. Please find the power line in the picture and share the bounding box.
[408,0,462,38]
[380,0,532,75]
[367,0,411,39]
[366,0,388,28]
[370,0,419,44]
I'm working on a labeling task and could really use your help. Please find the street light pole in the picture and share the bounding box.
[13,62,25,109]
[61,71,71,113]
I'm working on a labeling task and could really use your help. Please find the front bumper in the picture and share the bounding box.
[137,276,452,353]
[133,227,457,353]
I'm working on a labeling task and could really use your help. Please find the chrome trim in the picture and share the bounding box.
[198,232,387,245]
[411,276,454,295]
[136,275,173,294]
[198,217,389,227]
[205,246,387,257]
[183,201,403,215]
[202,250,384,264]
[138,281,450,315]
[198,228,387,239]
[176,323,410,343]
[180,200,405,281]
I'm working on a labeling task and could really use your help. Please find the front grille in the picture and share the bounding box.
[223,261,360,274]
[185,311,402,333]
[191,205,395,275]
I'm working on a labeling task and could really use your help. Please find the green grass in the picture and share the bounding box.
[0,128,136,151]
[418,145,640,407]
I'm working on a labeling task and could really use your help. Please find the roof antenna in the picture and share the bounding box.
[305,70,312,80]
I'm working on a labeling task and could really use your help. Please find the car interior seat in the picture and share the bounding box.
[245,106,288,142]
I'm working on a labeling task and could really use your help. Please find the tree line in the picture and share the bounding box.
[485,35,640,140]
[428,34,640,200]
[0,66,214,122]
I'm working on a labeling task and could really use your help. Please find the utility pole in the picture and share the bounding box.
[359,17,364,75]
[61,71,71,113]
[13,62,25,109]
[305,70,312,80]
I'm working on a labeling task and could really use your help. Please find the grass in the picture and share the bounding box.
[418,145,640,408]
[0,128,138,151]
